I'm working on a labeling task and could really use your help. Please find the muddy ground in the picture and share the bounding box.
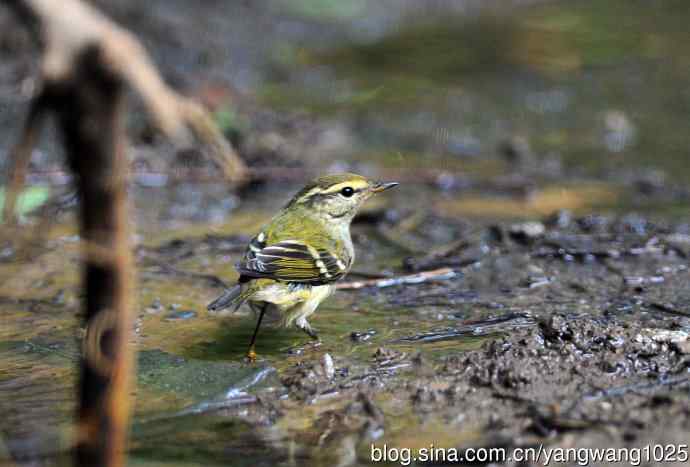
[2,0,690,466]
[2,206,690,466]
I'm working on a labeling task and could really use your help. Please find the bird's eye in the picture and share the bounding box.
[340,187,354,197]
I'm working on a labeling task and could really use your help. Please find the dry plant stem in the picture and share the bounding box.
[6,2,150,466]
[3,0,253,459]
[2,0,248,464]
[179,99,247,180]
[43,47,135,465]
[19,166,471,185]
[3,0,246,191]
[337,267,456,290]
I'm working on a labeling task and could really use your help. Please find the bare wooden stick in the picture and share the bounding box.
[17,166,472,186]
[46,49,134,466]
[2,0,246,201]
[0,0,249,465]
[336,267,457,290]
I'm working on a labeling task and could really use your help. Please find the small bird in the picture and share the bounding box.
[207,173,398,360]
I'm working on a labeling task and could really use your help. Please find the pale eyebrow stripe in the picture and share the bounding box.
[297,179,369,202]
[320,180,369,194]
[299,187,323,199]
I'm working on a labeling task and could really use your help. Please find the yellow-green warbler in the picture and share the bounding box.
[207,173,398,360]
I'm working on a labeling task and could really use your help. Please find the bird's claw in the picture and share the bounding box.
[299,324,319,340]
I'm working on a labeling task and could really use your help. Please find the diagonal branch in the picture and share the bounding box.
[1,0,247,223]
[0,1,250,466]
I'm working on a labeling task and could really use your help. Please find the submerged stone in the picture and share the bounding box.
[137,349,279,410]
[164,310,197,321]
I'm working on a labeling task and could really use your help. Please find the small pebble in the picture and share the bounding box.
[0,246,14,260]
[509,221,545,244]
[51,289,66,305]
[321,353,335,379]
[525,276,552,289]
[675,340,690,355]
[350,330,377,342]
[146,298,164,314]
[164,310,197,321]
[638,329,689,344]
[624,276,664,286]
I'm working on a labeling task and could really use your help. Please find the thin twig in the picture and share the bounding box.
[647,302,690,318]
[583,375,690,402]
[4,0,246,184]
[0,1,249,465]
[337,267,457,290]
[15,166,468,185]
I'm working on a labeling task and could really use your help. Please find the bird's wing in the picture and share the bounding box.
[237,239,348,284]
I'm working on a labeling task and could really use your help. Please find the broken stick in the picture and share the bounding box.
[337,267,457,290]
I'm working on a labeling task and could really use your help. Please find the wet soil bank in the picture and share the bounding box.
[2,0,690,465]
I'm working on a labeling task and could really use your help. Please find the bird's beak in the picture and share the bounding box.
[370,181,399,193]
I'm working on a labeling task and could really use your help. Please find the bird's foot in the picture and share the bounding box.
[305,327,320,341]
[245,346,258,363]
[286,340,321,356]
[297,322,320,341]
[300,325,321,342]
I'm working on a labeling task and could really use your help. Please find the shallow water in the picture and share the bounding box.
[2,0,690,465]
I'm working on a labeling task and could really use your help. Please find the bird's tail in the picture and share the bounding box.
[207,285,248,313]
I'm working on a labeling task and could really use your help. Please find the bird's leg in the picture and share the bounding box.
[247,303,268,362]
[304,326,319,340]
[296,318,319,341]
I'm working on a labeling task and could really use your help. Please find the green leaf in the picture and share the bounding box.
[0,186,51,222]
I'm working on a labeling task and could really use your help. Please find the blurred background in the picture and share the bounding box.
[2,0,690,465]
[2,0,689,221]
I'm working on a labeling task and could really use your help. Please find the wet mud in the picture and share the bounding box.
[2,0,690,465]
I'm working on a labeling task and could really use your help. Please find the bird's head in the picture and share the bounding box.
[287,173,398,222]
